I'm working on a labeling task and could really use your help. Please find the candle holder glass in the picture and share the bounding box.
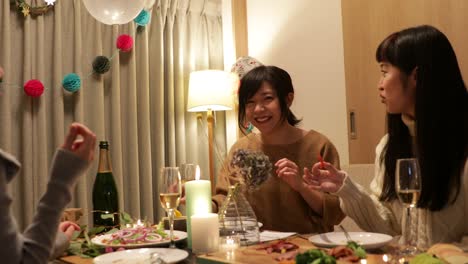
[218,184,260,246]
[219,235,240,260]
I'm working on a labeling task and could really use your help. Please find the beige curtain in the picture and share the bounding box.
[0,0,226,229]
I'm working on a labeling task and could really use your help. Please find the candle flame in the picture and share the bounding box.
[196,165,201,180]
[133,219,144,228]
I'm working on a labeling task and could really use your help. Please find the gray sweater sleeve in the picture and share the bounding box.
[50,231,70,260]
[0,149,89,264]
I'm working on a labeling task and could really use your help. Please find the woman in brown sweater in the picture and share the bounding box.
[213,65,344,233]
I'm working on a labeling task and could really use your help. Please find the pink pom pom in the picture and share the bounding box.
[105,247,114,253]
[24,79,44,97]
[116,34,134,52]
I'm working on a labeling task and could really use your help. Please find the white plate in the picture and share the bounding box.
[93,248,188,264]
[308,232,393,249]
[91,230,187,248]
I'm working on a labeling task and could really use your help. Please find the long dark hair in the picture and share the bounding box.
[237,65,302,132]
[376,25,468,211]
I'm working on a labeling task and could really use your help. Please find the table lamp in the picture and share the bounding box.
[187,70,237,194]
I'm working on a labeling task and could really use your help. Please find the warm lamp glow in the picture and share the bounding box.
[187,70,237,112]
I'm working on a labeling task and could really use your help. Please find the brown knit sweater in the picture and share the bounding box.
[213,130,345,234]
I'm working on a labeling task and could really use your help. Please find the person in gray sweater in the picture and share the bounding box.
[0,122,96,263]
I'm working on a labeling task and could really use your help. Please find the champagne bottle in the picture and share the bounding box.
[92,141,119,229]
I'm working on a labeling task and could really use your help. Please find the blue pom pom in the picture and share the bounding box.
[134,10,150,26]
[62,73,81,93]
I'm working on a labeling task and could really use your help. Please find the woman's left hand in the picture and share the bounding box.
[275,158,302,191]
[58,221,81,241]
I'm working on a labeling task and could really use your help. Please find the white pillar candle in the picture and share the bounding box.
[185,166,212,248]
[191,213,219,254]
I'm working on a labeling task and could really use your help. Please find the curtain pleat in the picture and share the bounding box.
[0,0,225,230]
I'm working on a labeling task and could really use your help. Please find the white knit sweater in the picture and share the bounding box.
[336,132,468,248]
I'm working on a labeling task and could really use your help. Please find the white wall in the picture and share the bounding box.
[246,0,349,165]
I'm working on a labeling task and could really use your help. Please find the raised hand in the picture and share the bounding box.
[275,158,302,191]
[303,162,346,193]
[58,221,81,241]
[61,123,96,162]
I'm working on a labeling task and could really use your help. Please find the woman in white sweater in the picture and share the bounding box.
[304,25,468,249]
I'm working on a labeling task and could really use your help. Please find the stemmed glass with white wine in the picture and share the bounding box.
[396,158,422,255]
[159,167,182,248]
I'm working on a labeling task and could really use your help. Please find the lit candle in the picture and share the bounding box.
[219,235,240,260]
[185,166,212,248]
[191,213,219,254]
[133,219,145,228]
[219,236,240,252]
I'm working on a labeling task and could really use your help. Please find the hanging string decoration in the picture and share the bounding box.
[116,34,134,52]
[92,56,111,74]
[134,10,150,26]
[24,79,45,97]
[3,1,154,98]
[14,0,56,17]
[62,73,81,92]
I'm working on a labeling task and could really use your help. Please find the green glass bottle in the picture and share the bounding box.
[92,141,119,230]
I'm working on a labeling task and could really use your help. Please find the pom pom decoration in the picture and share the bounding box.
[92,56,111,74]
[0,66,4,82]
[62,73,81,92]
[116,34,134,52]
[134,10,150,26]
[24,79,45,97]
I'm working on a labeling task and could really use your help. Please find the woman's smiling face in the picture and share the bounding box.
[245,82,286,135]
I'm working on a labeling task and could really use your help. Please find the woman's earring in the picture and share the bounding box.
[244,122,254,134]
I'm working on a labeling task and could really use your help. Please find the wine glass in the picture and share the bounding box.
[180,163,197,183]
[395,158,422,255]
[159,167,181,248]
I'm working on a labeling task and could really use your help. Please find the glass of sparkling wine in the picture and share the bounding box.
[396,158,422,255]
[159,167,181,248]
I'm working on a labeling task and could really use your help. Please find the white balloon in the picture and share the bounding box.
[82,0,146,25]
[145,0,156,9]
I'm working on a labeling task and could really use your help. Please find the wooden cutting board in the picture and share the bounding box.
[197,236,390,264]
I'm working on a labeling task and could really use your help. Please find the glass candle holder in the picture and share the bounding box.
[219,235,240,260]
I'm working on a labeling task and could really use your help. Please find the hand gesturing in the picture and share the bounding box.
[61,123,96,162]
[275,158,302,191]
[303,161,346,193]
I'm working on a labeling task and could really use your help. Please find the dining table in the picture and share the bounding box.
[56,234,399,264]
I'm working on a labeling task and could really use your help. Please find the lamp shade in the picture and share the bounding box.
[187,70,237,112]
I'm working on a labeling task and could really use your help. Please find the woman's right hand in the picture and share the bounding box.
[303,162,346,193]
[61,123,96,162]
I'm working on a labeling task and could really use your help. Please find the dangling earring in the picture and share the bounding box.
[244,122,254,134]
